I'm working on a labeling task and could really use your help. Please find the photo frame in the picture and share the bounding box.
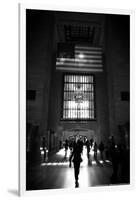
[19,3,135,196]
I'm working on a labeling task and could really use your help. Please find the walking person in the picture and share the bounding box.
[109,136,120,183]
[93,142,98,161]
[42,137,46,162]
[64,139,69,159]
[69,135,83,187]
[90,138,94,148]
[86,139,90,159]
[99,141,105,161]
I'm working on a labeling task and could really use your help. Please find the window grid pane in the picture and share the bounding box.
[62,74,95,120]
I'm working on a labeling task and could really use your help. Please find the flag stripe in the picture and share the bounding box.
[75,50,103,55]
[56,58,102,64]
[75,54,102,59]
[56,67,103,72]
[75,46,102,51]
[56,62,103,68]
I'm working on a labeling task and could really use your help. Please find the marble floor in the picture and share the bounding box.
[26,147,127,190]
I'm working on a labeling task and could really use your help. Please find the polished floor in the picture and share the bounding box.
[26,147,119,190]
[26,147,128,190]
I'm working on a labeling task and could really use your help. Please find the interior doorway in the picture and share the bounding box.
[63,128,94,140]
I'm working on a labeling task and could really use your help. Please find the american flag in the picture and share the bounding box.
[56,44,103,72]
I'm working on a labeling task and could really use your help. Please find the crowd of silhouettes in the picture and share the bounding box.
[63,136,108,163]
[61,135,129,186]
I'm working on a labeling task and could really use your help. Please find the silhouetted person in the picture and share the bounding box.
[99,141,105,160]
[109,136,120,183]
[111,146,120,183]
[83,136,87,146]
[59,140,62,149]
[69,139,73,151]
[109,136,116,152]
[79,136,84,147]
[42,137,46,162]
[119,144,130,183]
[64,139,68,159]
[105,145,110,160]
[90,138,94,148]
[93,142,98,160]
[69,135,83,187]
[86,140,90,159]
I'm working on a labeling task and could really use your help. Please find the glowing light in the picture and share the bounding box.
[92,161,97,165]
[41,162,69,166]
[56,148,71,158]
[56,148,65,155]
[105,160,111,163]
[78,53,84,59]
[79,166,90,187]
[67,100,90,118]
[41,163,47,166]
[52,163,57,166]
[43,147,90,167]
[81,147,88,167]
[60,58,65,63]
[41,147,111,168]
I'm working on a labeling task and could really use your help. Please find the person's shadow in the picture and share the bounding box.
[8,189,18,196]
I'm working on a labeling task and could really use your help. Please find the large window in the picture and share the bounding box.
[62,74,95,120]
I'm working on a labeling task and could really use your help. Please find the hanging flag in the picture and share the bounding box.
[56,44,103,72]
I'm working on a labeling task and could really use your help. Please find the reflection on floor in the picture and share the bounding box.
[41,147,110,166]
[27,147,114,190]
